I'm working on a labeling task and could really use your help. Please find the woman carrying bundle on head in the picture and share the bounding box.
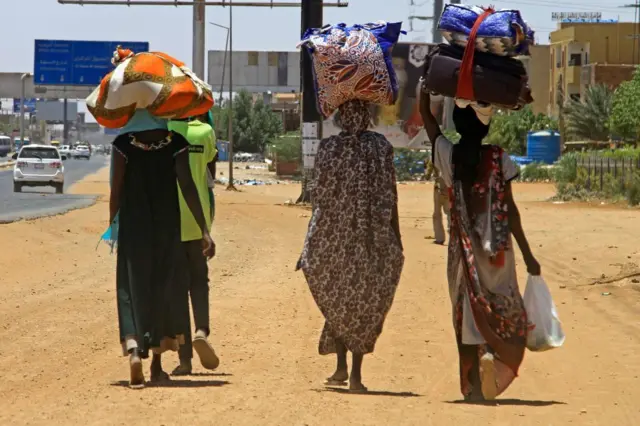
[93,47,216,389]
[420,92,540,401]
[297,21,405,393]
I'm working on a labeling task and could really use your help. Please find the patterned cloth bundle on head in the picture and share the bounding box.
[86,47,214,128]
[299,21,404,118]
[422,4,534,114]
[438,4,534,57]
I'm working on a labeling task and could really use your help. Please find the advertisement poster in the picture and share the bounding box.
[322,42,443,149]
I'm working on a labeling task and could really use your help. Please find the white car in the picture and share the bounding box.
[73,145,91,160]
[58,145,72,160]
[13,145,65,194]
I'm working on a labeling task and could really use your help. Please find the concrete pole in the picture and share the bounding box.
[63,98,69,144]
[432,0,443,44]
[20,73,31,145]
[297,0,323,203]
[193,0,206,78]
[227,0,236,190]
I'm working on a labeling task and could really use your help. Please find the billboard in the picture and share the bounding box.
[323,43,438,148]
[207,50,300,93]
[35,100,78,121]
[34,40,149,86]
[13,98,37,113]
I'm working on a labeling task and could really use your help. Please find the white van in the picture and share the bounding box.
[0,136,11,157]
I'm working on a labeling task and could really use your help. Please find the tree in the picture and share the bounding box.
[484,106,558,155]
[610,67,640,140]
[563,84,613,141]
[213,89,284,153]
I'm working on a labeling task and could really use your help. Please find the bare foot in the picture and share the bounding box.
[129,353,145,389]
[349,378,368,394]
[150,355,171,383]
[325,369,349,386]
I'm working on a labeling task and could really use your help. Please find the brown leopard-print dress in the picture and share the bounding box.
[297,100,404,355]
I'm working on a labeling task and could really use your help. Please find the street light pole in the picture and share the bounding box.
[20,73,32,145]
[227,0,237,191]
[209,21,230,105]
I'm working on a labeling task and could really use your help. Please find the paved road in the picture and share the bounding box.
[0,155,108,223]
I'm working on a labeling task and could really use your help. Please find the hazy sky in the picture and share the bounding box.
[2,0,635,74]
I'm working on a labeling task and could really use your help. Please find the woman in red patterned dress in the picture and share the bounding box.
[420,90,541,401]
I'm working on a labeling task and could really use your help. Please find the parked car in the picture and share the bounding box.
[13,145,64,194]
[0,135,11,157]
[72,145,91,160]
[58,145,72,160]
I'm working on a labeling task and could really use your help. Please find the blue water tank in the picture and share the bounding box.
[216,140,229,162]
[526,130,561,164]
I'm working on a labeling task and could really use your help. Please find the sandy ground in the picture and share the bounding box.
[1,164,640,426]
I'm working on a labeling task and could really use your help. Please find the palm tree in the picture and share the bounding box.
[563,84,613,141]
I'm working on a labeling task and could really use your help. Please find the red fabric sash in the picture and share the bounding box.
[455,7,495,101]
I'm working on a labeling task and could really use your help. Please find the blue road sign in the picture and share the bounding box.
[34,40,149,86]
[13,98,37,113]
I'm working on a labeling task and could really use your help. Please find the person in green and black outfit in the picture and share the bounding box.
[168,112,219,375]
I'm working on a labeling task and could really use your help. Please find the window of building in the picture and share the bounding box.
[570,93,580,102]
[248,51,259,66]
[268,52,278,67]
[569,53,582,66]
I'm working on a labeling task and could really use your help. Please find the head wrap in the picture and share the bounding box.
[335,100,371,135]
[121,109,168,134]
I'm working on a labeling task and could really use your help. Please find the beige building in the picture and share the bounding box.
[549,22,640,116]
[518,45,551,116]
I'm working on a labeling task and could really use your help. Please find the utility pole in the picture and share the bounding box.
[227,0,237,190]
[297,0,323,203]
[63,98,69,144]
[193,0,206,78]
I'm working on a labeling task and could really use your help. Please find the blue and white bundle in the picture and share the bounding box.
[438,4,534,57]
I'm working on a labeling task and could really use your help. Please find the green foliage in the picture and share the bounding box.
[578,147,640,160]
[213,89,284,153]
[519,162,553,182]
[553,151,640,206]
[484,106,559,155]
[610,67,640,140]
[553,153,579,185]
[626,172,640,206]
[563,84,613,141]
[393,148,430,182]
[270,134,301,163]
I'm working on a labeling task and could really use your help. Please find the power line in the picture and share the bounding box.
[493,0,635,13]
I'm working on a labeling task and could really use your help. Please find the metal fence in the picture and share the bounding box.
[578,155,640,191]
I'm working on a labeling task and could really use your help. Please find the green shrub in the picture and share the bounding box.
[626,172,640,206]
[519,162,553,182]
[554,153,579,185]
[271,135,301,163]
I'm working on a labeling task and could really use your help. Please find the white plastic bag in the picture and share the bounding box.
[523,275,566,352]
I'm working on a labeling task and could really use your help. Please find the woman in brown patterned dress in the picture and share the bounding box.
[297,100,404,393]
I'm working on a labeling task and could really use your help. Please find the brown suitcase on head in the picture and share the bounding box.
[424,51,532,109]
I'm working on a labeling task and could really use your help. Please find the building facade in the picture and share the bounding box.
[549,22,639,116]
[518,45,551,115]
